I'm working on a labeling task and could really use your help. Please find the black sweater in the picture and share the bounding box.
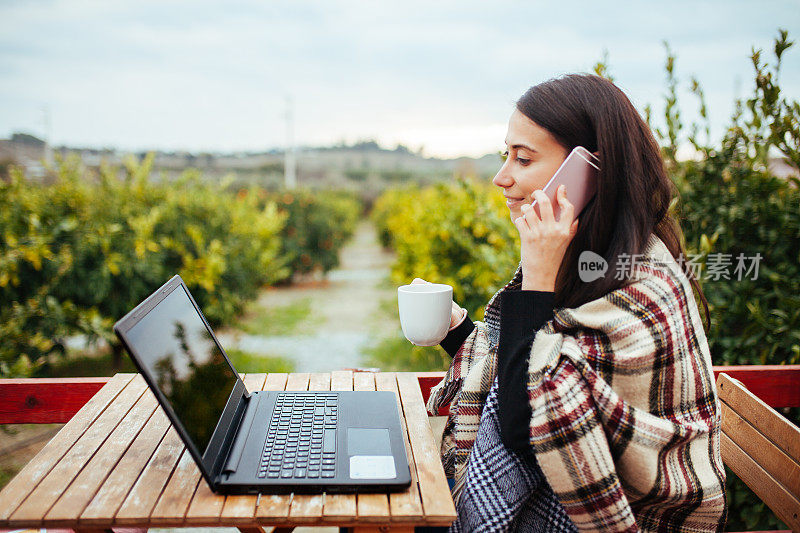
[439,290,555,453]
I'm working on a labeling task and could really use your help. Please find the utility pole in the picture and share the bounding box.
[284,96,297,189]
[42,105,53,166]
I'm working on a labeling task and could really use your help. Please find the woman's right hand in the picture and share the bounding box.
[411,278,465,329]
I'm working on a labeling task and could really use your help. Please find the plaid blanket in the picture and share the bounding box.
[451,376,577,532]
[427,233,727,532]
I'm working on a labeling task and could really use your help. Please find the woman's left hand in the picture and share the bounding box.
[513,184,580,292]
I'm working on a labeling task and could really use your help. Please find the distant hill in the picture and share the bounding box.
[8,133,791,192]
[0,132,502,190]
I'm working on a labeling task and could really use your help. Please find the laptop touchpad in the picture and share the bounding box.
[347,428,396,479]
[347,428,392,455]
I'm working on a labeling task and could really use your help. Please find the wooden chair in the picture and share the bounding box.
[717,372,800,531]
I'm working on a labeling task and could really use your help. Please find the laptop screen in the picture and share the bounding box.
[126,284,239,455]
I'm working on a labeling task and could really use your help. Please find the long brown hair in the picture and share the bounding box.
[516,73,710,328]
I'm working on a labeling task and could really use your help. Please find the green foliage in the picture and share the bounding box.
[345,168,370,182]
[35,344,292,381]
[46,350,138,377]
[659,41,684,165]
[663,31,800,367]
[267,189,361,282]
[371,185,411,248]
[674,155,800,366]
[591,48,615,83]
[0,155,288,376]
[0,468,15,491]
[730,29,800,170]
[372,178,519,319]
[363,334,450,372]
[725,469,787,531]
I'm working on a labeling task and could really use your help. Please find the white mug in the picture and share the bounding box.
[397,283,453,346]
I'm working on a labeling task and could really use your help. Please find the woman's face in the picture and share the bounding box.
[493,109,570,221]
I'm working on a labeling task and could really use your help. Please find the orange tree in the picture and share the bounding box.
[372,178,518,318]
[266,188,361,283]
[0,155,287,375]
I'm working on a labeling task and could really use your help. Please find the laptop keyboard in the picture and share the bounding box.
[259,393,338,479]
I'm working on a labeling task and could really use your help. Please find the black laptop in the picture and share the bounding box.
[113,275,411,494]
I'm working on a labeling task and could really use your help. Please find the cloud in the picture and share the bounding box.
[0,0,798,155]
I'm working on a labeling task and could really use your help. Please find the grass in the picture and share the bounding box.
[42,349,137,377]
[377,296,398,320]
[0,424,62,491]
[236,298,313,336]
[41,346,293,377]
[363,332,450,372]
[376,275,398,290]
[0,467,14,490]
[225,348,294,373]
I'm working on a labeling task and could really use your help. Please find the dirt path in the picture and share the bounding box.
[218,219,401,372]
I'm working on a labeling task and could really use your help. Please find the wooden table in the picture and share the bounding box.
[0,371,456,532]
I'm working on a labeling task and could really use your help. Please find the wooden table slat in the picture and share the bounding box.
[318,371,356,522]
[0,373,136,524]
[184,472,226,525]
[353,371,375,392]
[308,372,331,391]
[81,402,171,524]
[46,389,159,523]
[149,447,202,525]
[243,373,268,394]
[114,425,185,525]
[375,372,424,522]
[9,375,148,526]
[396,372,456,523]
[263,373,289,391]
[286,493,325,524]
[330,370,353,393]
[220,486,258,523]
[285,372,310,391]
[254,373,293,523]
[306,373,331,392]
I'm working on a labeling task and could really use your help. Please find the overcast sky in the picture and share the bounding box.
[1,0,798,158]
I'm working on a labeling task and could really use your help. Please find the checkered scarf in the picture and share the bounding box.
[450,376,578,532]
[427,234,727,532]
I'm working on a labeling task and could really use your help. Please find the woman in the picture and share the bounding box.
[418,74,727,532]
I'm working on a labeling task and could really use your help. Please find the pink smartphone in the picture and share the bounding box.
[530,146,599,222]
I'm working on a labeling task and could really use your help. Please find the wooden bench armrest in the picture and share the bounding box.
[717,372,800,531]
